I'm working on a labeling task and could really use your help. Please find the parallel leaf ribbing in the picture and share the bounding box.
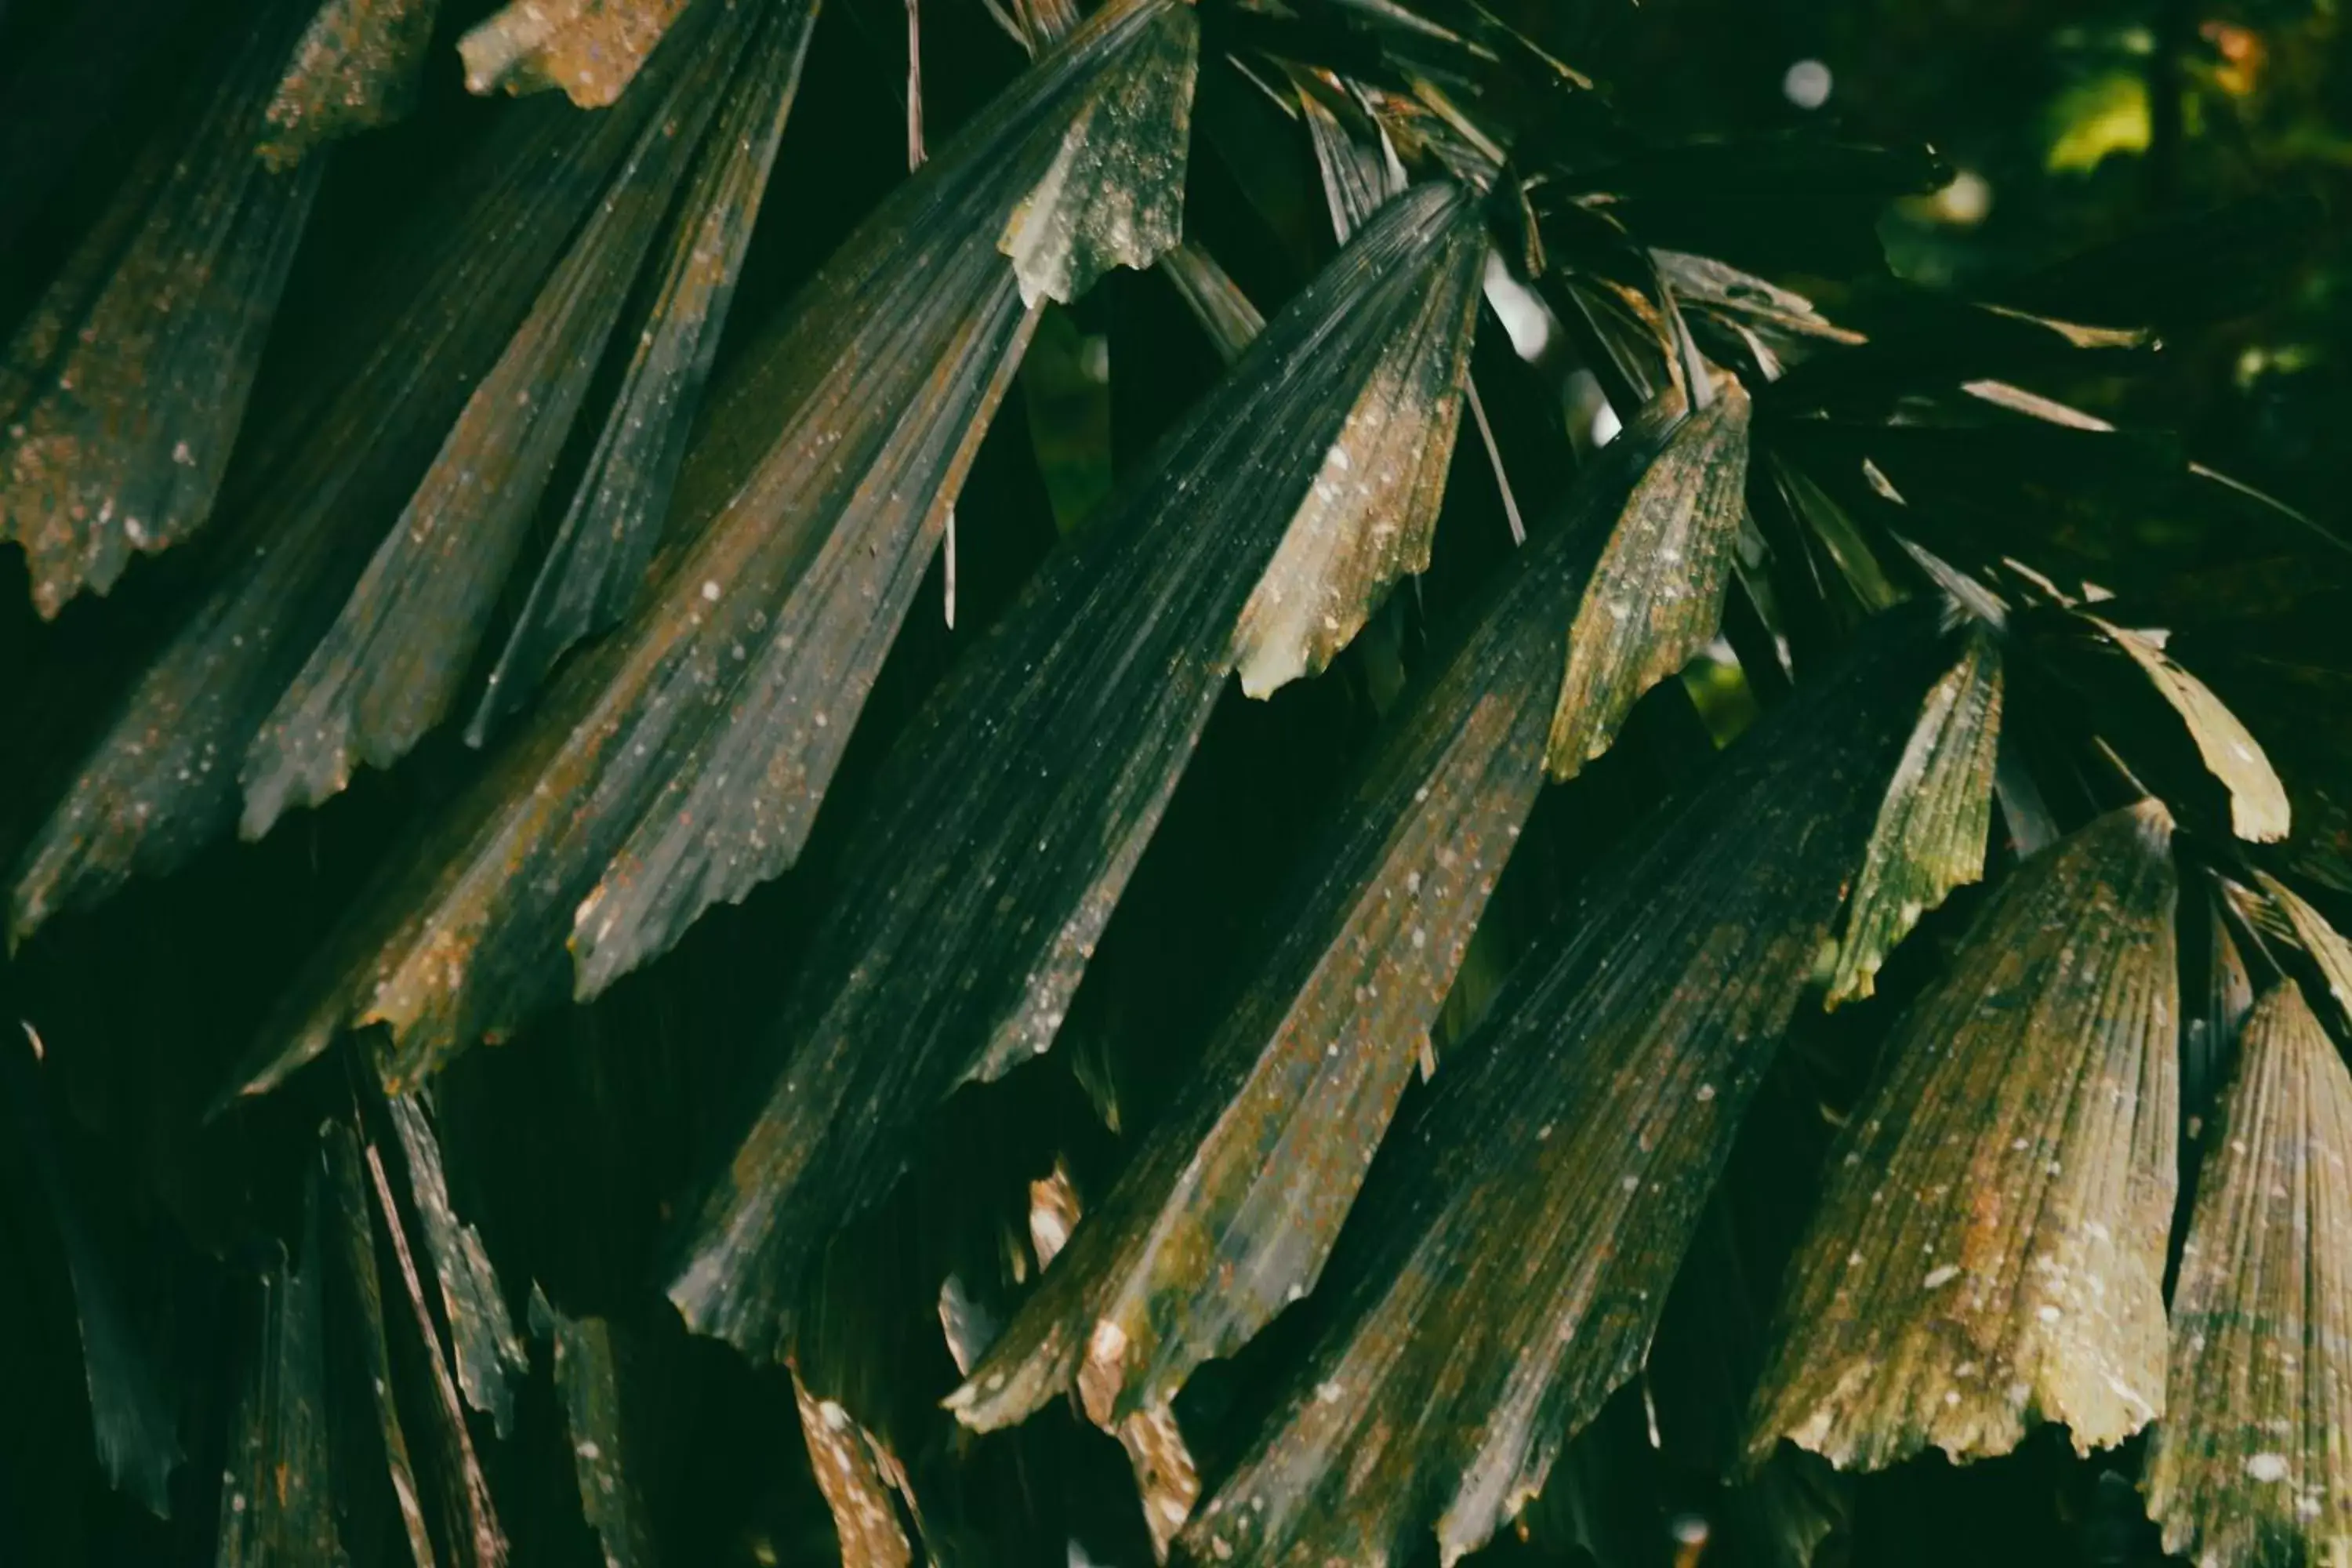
[12,90,668,944]
[218,0,1197,1099]
[472,0,815,737]
[533,1292,662,1568]
[1544,372,1751,779]
[0,2,323,619]
[240,0,764,836]
[946,398,1692,1456]
[1746,800,2180,1470]
[666,183,1488,1366]
[1173,604,1958,1568]
[1825,624,2002,1006]
[2143,981,2352,1568]
[1232,78,1456,699]
[386,1094,529,1438]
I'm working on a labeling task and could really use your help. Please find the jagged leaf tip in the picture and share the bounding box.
[209,0,1200,1107]
[9,93,672,947]
[1826,625,2002,1006]
[946,400,1693,1473]
[1000,0,1196,305]
[1546,372,1752,779]
[260,0,443,165]
[2143,980,2352,1568]
[1174,606,1958,1568]
[460,0,692,107]
[238,0,762,838]
[470,0,813,736]
[387,1094,528,1436]
[1229,198,1481,699]
[1746,800,2180,1471]
[2091,616,2289,842]
[0,9,322,618]
[665,184,1486,1365]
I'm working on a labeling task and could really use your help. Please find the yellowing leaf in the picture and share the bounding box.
[460,0,692,108]
[2092,616,2289,841]
[999,0,1196,306]
[1748,802,2180,1470]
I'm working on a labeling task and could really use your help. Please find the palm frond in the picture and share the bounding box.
[1747,801,2181,1468]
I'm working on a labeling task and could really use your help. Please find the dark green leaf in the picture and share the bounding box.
[219,0,1201,1100]
[385,1094,527,1437]
[531,1290,661,1568]
[216,1176,343,1567]
[1173,602,1961,1568]
[947,393,1694,1460]
[11,91,666,943]
[1546,371,1751,779]
[666,181,1487,1364]
[240,0,763,836]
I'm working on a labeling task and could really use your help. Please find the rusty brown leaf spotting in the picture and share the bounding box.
[1746,800,2180,1472]
[238,0,792,836]
[461,0,695,108]
[216,0,1196,1103]
[532,1290,662,1568]
[1825,623,2002,1006]
[1173,604,1959,1568]
[946,397,1697,1489]
[216,1178,343,1567]
[2143,980,2352,1568]
[1545,370,1752,779]
[473,0,814,736]
[0,5,323,619]
[666,183,1486,1367]
[1230,84,1475,701]
[260,0,444,165]
[11,92,673,945]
